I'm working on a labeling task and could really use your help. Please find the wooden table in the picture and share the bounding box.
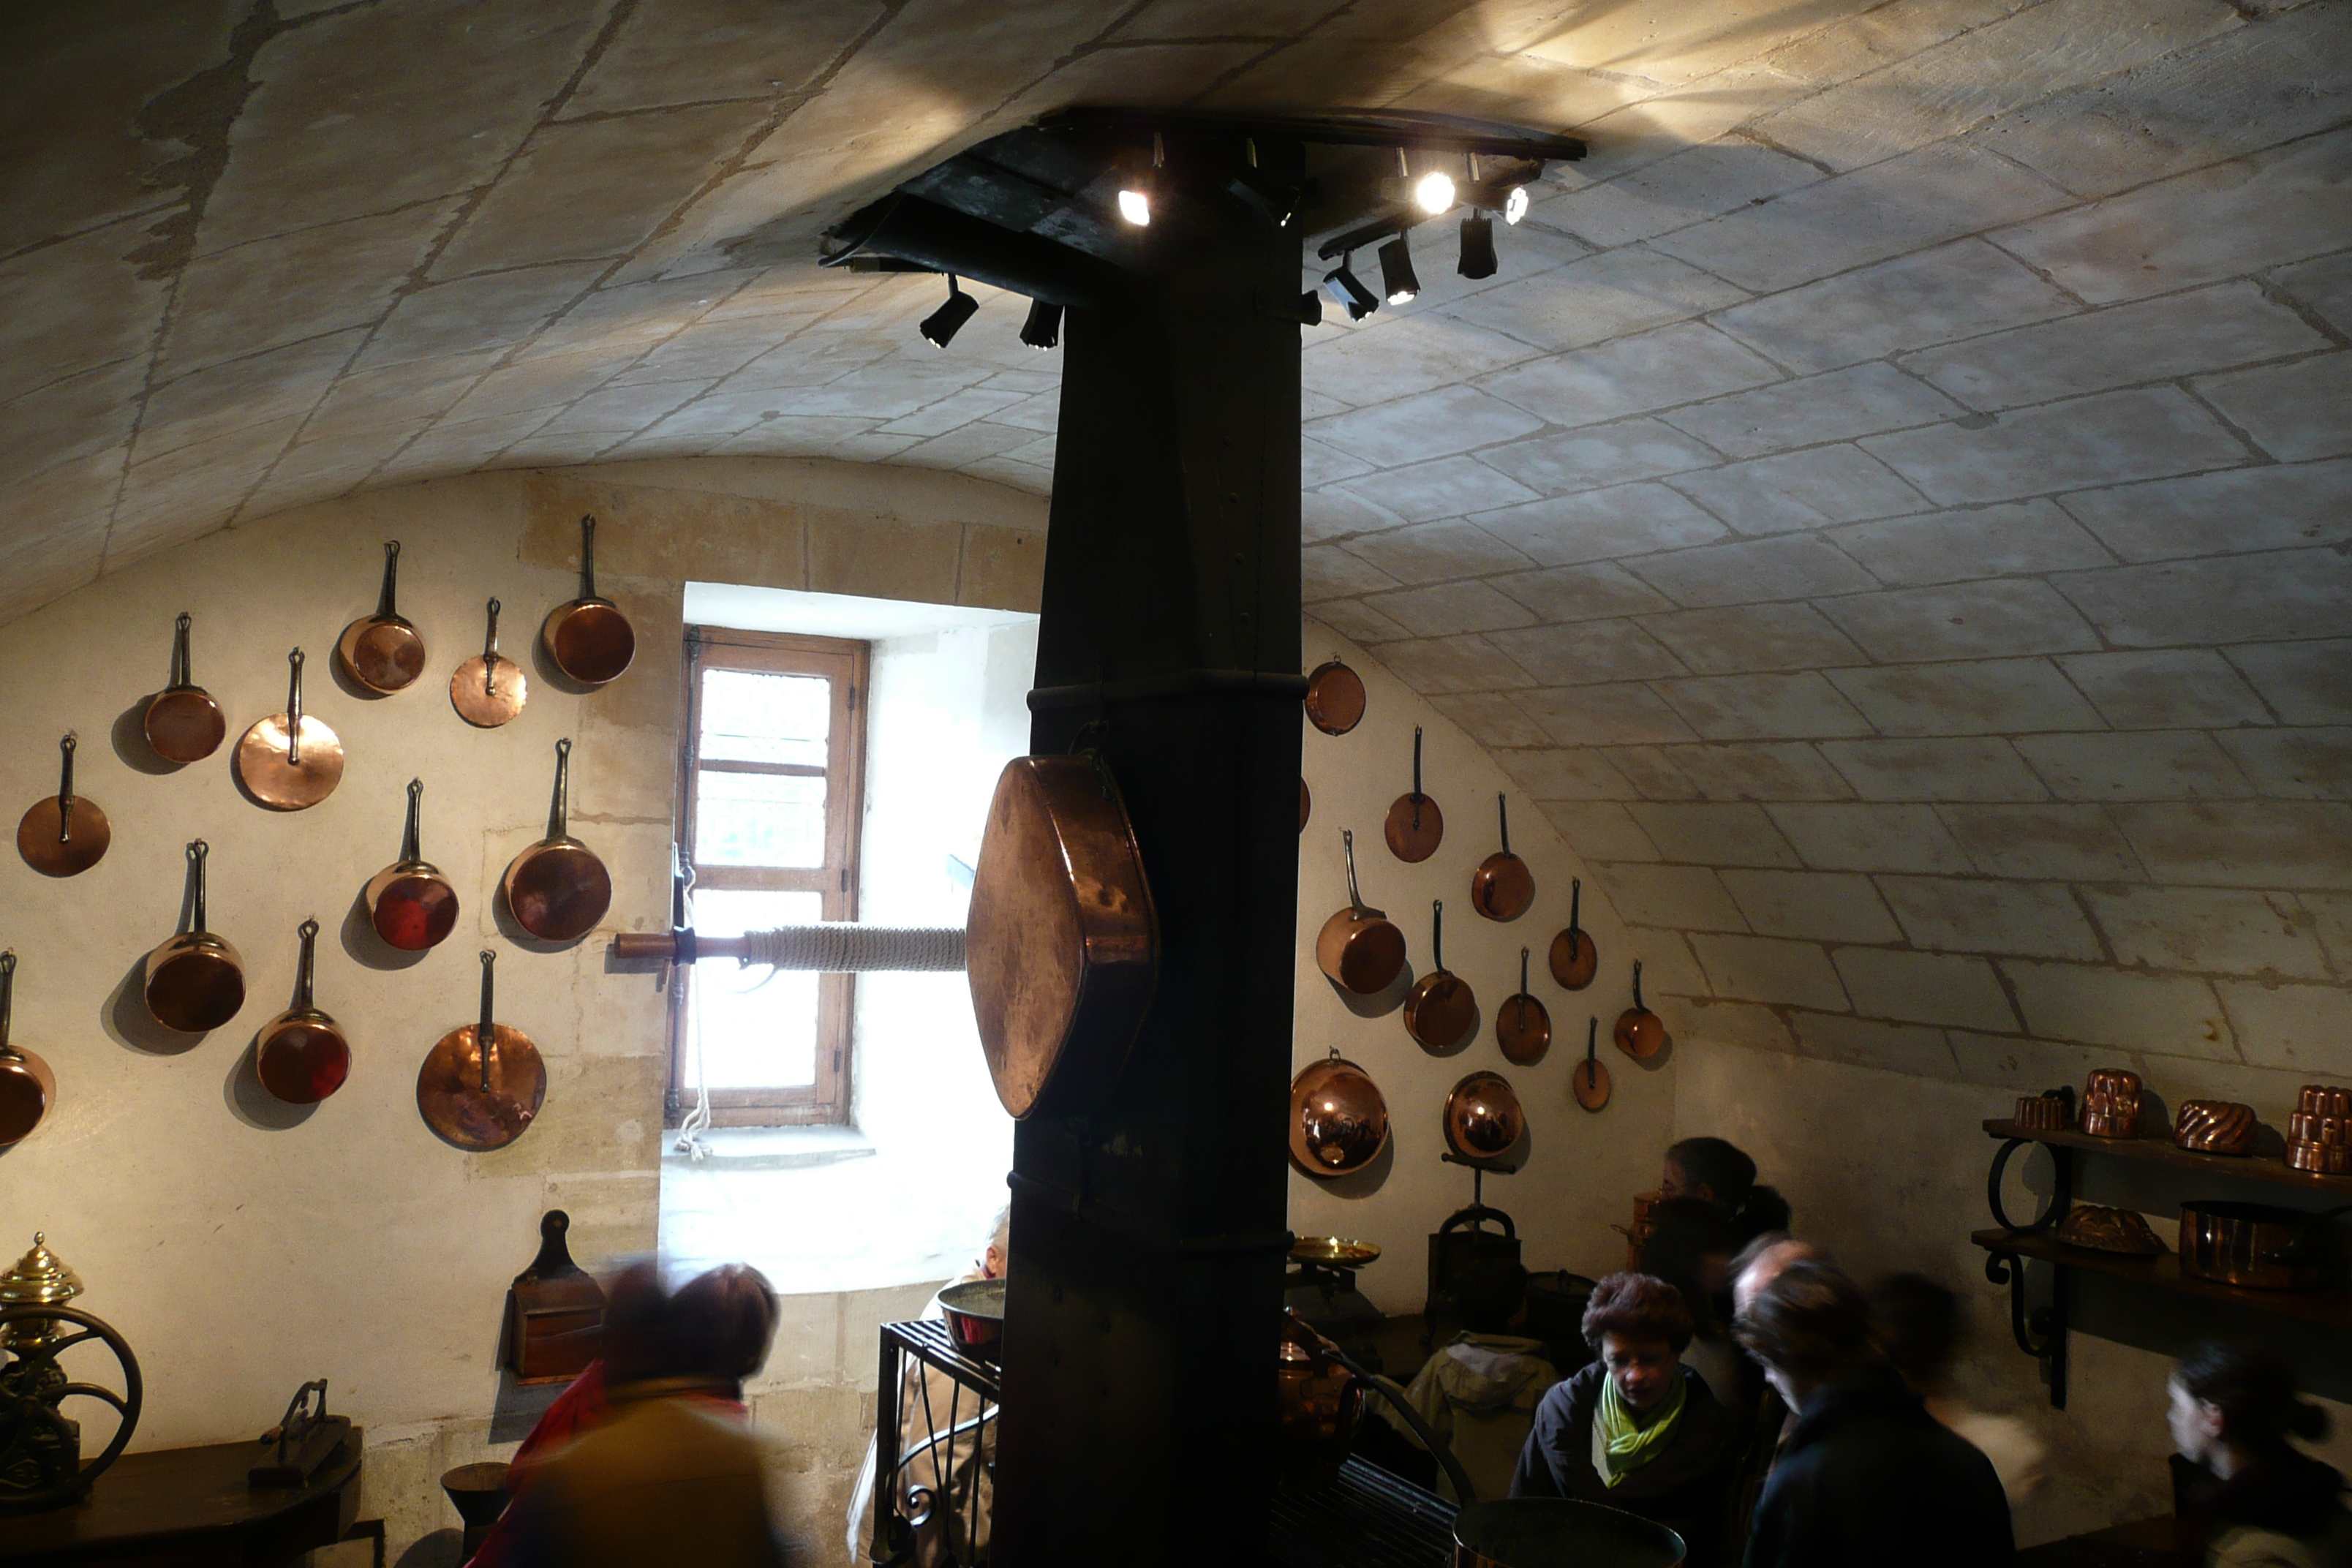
[0,1433,371,1568]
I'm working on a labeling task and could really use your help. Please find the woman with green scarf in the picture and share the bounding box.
[1510,1273,1738,1561]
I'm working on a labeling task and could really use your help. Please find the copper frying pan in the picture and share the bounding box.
[336,540,426,695]
[1574,1017,1611,1111]
[1614,960,1667,1060]
[541,515,635,687]
[416,949,544,1151]
[1444,1070,1526,1163]
[143,613,226,764]
[366,778,460,951]
[1403,900,1477,1053]
[1548,878,1597,990]
[144,840,246,1033]
[451,598,527,728]
[1496,947,1551,1066]
[1303,655,1365,736]
[236,649,344,810]
[1383,725,1443,863]
[256,919,350,1104]
[1316,830,1406,995]
[18,734,110,878]
[0,952,56,1147]
[1470,794,1534,922]
[501,739,612,943]
[1287,1053,1390,1178]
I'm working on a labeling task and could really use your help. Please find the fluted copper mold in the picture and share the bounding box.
[2081,1068,2142,1139]
[2174,1099,2258,1157]
[2288,1084,2352,1175]
[2013,1094,2070,1131]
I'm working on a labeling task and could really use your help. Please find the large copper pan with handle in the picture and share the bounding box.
[366,779,460,951]
[541,516,635,687]
[336,540,426,696]
[145,840,246,1033]
[0,952,56,1147]
[1317,830,1406,995]
[417,949,544,1151]
[501,740,611,943]
[143,613,225,764]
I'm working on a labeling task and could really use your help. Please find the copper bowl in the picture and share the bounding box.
[1289,1058,1391,1178]
[2179,1201,2340,1292]
[1444,1071,1524,1163]
[938,1278,1006,1360]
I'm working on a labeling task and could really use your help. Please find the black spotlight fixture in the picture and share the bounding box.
[1377,233,1420,306]
[1020,298,1063,351]
[919,275,979,348]
[1322,255,1379,321]
[1458,212,1497,279]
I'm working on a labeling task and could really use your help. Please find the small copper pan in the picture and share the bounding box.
[502,739,612,943]
[0,952,56,1147]
[256,919,350,1105]
[143,613,226,764]
[1303,655,1365,736]
[18,734,110,878]
[1548,878,1597,990]
[1573,1017,1611,1111]
[1613,960,1666,1060]
[1383,725,1443,863]
[1405,900,1477,1053]
[540,515,635,687]
[1444,1070,1525,1163]
[337,540,426,696]
[417,949,545,1151]
[367,778,460,951]
[1496,947,1551,1066]
[145,840,246,1033]
[1316,830,1406,995]
[451,598,527,728]
[1288,1053,1391,1178]
[237,649,344,810]
[1470,794,1534,921]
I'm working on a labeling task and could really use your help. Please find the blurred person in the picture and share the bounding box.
[1871,1272,2046,1509]
[1402,1258,1559,1502]
[1512,1273,1737,1558]
[1642,1197,1746,1411]
[1662,1137,1793,1248]
[2170,1341,2352,1568]
[1733,1259,2012,1568]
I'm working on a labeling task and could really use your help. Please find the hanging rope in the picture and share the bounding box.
[734,924,968,973]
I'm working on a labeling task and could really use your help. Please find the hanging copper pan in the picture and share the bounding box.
[1287,1053,1391,1178]
[144,840,246,1033]
[366,778,460,951]
[1470,794,1534,921]
[540,515,635,687]
[417,949,544,1151]
[336,540,426,696]
[1404,899,1477,1053]
[1444,1070,1526,1163]
[0,952,56,1147]
[1573,1016,1612,1111]
[1303,655,1365,736]
[1383,725,1443,863]
[1614,960,1667,1060]
[501,739,612,943]
[256,919,350,1105]
[143,613,225,764]
[1497,947,1551,1066]
[18,734,110,878]
[1548,878,1597,990]
[451,598,527,728]
[1316,830,1406,995]
[966,753,1158,1120]
[236,649,343,810]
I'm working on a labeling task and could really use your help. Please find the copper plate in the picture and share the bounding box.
[1291,1237,1382,1268]
[1303,658,1365,736]
[0,952,56,1147]
[966,753,1158,1120]
[1548,879,1597,990]
[417,1022,545,1151]
[1469,794,1534,922]
[18,734,109,878]
[1287,1056,1390,1177]
[452,598,526,727]
[236,651,343,811]
[1383,725,1443,862]
[1573,1055,1612,1112]
[1445,1070,1526,1162]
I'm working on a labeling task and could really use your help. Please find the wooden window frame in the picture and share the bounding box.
[668,627,868,1128]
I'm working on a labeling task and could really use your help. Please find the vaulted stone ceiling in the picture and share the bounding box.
[8,0,2351,1082]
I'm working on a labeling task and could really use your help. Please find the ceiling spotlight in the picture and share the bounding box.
[1324,257,1379,321]
[1413,170,1457,215]
[1458,214,1497,280]
[919,276,979,348]
[1504,184,1531,225]
[1117,186,1152,226]
[1020,298,1063,351]
[1377,233,1420,306]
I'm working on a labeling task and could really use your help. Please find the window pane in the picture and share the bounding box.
[687,889,825,1090]
[701,668,829,768]
[696,770,826,867]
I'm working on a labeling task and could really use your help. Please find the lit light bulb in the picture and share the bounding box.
[1504,184,1530,225]
[1412,170,1456,215]
[1117,188,1151,226]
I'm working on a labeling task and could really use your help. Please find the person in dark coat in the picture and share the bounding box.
[2170,1340,2352,1567]
[1512,1272,1737,1560]
[1732,1259,2013,1568]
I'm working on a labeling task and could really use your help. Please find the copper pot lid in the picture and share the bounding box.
[501,739,612,943]
[1383,725,1443,863]
[1573,1017,1611,1112]
[1613,960,1666,1060]
[418,950,544,1151]
[1470,794,1534,922]
[336,540,427,696]
[1445,1070,1526,1163]
[1548,878,1597,991]
[451,597,527,728]
[1288,1055,1390,1178]
[1303,657,1365,736]
[256,919,350,1105]
[1496,947,1551,1066]
[1316,830,1406,995]
[367,778,460,951]
[18,734,110,878]
[966,753,1158,1120]
[540,515,635,687]
[0,953,56,1147]
[145,840,246,1034]
[237,649,344,810]
[1404,899,1477,1052]
[143,613,226,764]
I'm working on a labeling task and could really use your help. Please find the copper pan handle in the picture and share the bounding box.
[402,777,424,862]
[1497,793,1511,856]
[0,949,15,1057]
[1586,1015,1597,1065]
[56,734,76,843]
[1341,829,1382,918]
[1632,958,1644,1011]
[578,515,598,601]
[1411,726,1424,830]
[1431,899,1444,973]
[478,949,497,1093]
[1569,878,1582,936]
[548,738,573,840]
[170,611,194,689]
[377,540,402,619]
[293,918,320,1011]
[482,598,502,692]
[284,649,306,766]
[189,839,209,935]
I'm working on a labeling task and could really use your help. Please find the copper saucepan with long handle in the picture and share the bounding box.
[417,949,545,1151]
[452,598,527,728]
[1471,793,1534,922]
[367,778,460,951]
[0,951,57,1147]
[1548,878,1597,990]
[1614,960,1666,1060]
[1316,829,1406,995]
[143,612,226,764]
[1496,947,1551,1066]
[237,649,344,810]
[145,840,246,1033]
[1405,899,1478,1053]
[541,515,635,687]
[1574,1017,1611,1111]
[256,919,350,1104]
[337,540,426,696]
[502,739,612,943]
[18,734,110,878]
[1303,654,1365,736]
[1384,725,1443,863]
